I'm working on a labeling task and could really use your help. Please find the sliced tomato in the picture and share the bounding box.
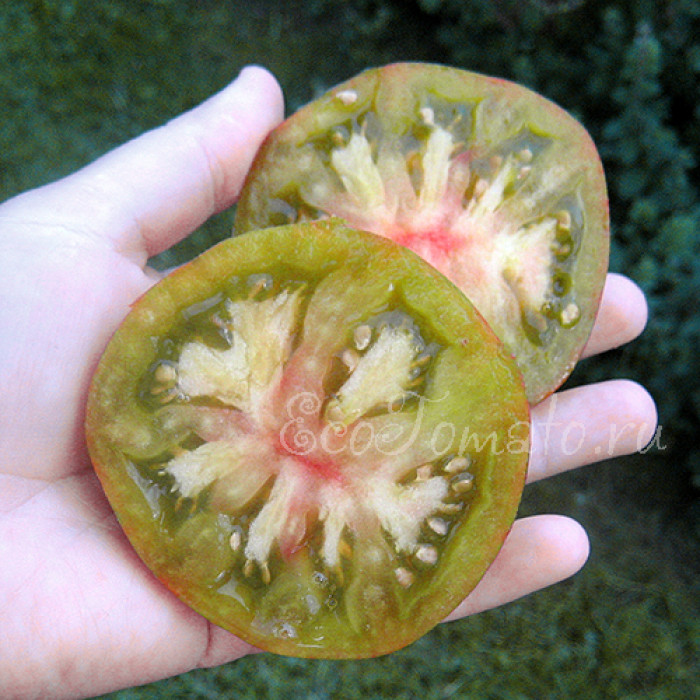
[235,63,609,404]
[86,219,529,658]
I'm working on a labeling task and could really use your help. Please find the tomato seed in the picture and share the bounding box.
[331,130,346,146]
[353,324,372,350]
[427,517,449,536]
[438,503,463,515]
[395,567,415,587]
[230,531,242,551]
[412,352,432,368]
[341,348,359,372]
[335,89,358,106]
[555,241,572,257]
[556,209,572,232]
[154,362,177,384]
[452,472,475,494]
[415,464,433,481]
[444,455,471,474]
[406,375,424,389]
[525,309,549,334]
[247,278,267,299]
[325,401,344,424]
[560,302,581,326]
[415,544,438,566]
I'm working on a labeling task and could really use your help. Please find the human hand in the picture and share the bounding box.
[0,65,656,699]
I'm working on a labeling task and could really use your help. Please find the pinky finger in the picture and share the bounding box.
[443,515,589,622]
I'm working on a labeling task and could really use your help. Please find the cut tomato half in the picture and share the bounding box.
[86,220,529,658]
[235,63,609,404]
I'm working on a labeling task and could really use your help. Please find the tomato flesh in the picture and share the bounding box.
[235,63,609,404]
[86,220,529,658]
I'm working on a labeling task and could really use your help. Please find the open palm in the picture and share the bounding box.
[0,67,656,699]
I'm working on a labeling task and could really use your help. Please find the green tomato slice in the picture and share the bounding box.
[86,220,529,659]
[234,62,610,404]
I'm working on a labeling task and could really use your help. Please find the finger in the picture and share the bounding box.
[444,515,589,621]
[581,273,648,358]
[3,66,284,262]
[75,65,284,258]
[197,625,262,669]
[527,379,658,483]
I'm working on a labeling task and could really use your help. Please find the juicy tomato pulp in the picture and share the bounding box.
[86,221,529,658]
[235,63,610,404]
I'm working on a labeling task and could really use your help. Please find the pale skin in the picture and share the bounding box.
[0,66,658,699]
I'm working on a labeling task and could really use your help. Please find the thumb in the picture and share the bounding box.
[1,65,284,262]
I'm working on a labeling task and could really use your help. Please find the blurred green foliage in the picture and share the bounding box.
[2,1,699,697]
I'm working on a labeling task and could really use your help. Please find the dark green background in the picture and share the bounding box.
[2,1,698,697]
